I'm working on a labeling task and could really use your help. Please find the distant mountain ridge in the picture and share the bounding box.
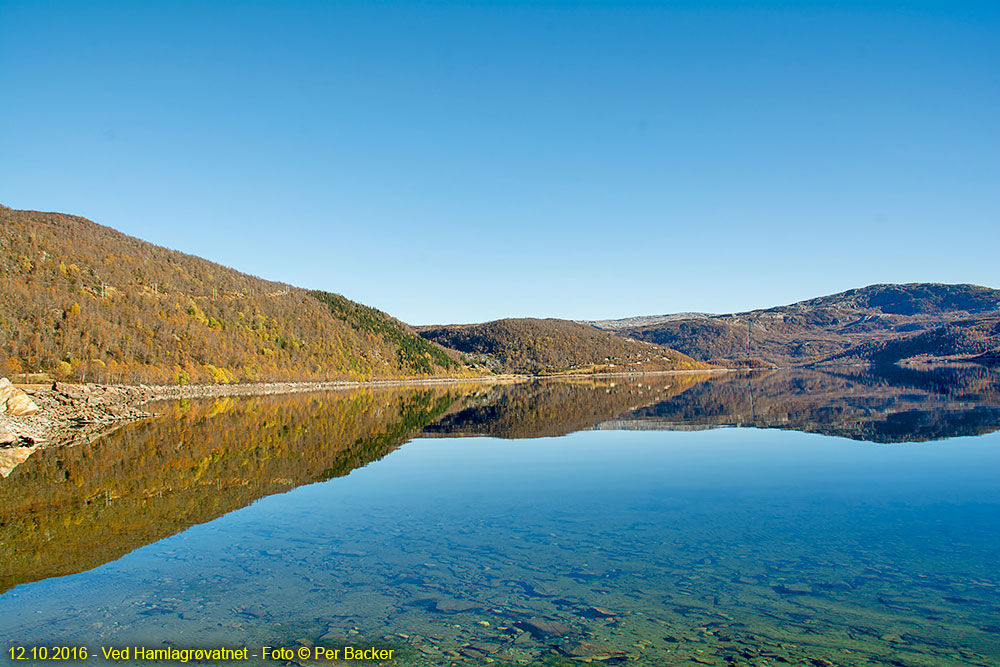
[593,283,1000,367]
[581,312,717,330]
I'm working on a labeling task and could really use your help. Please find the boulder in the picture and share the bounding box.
[0,378,39,416]
[6,391,39,416]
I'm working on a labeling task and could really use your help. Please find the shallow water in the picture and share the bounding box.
[2,369,999,666]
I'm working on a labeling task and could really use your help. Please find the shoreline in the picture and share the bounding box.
[137,366,726,402]
[0,368,727,458]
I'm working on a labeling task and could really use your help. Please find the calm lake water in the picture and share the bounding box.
[2,367,999,666]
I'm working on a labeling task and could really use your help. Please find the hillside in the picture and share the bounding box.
[825,315,1000,367]
[0,207,462,384]
[417,318,707,375]
[600,284,1000,367]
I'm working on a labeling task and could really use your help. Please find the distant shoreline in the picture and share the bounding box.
[137,367,727,402]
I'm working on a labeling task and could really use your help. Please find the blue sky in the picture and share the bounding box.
[1,1,997,324]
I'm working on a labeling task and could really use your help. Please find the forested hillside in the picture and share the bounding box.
[825,315,1000,367]
[417,318,707,375]
[0,207,462,384]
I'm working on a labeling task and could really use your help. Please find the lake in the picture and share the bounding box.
[2,367,999,666]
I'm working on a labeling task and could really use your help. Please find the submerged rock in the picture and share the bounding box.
[429,597,484,613]
[582,605,618,618]
[516,580,558,598]
[771,583,813,595]
[556,640,627,659]
[516,617,573,639]
[465,641,501,655]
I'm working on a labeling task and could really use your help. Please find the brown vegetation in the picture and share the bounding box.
[826,315,1000,367]
[0,207,463,384]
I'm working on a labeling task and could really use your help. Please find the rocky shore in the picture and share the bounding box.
[0,375,516,477]
[0,381,157,475]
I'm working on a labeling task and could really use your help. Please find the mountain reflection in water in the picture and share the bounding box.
[424,366,1000,443]
[3,368,1000,593]
[0,386,465,592]
[0,366,998,667]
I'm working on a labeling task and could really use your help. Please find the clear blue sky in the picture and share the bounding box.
[1,1,997,324]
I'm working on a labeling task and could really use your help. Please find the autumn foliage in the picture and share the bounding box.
[0,207,461,384]
[418,318,708,375]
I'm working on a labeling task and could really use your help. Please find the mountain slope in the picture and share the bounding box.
[0,206,462,383]
[417,318,707,374]
[600,284,1000,366]
[826,315,1000,367]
